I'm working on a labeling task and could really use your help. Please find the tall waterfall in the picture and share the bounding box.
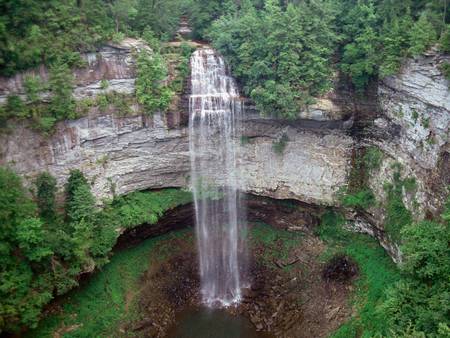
[189,48,246,306]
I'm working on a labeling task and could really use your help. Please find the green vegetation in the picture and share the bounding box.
[27,230,192,338]
[441,62,450,83]
[0,0,184,77]
[382,164,413,241]
[317,210,401,338]
[0,0,186,133]
[272,133,289,155]
[339,146,382,211]
[35,172,57,223]
[207,0,337,118]
[168,42,194,94]
[250,222,303,265]
[0,166,192,334]
[136,50,174,114]
[321,189,450,337]
[186,0,449,117]
[381,194,450,338]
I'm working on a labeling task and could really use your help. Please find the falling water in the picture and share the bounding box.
[189,48,246,306]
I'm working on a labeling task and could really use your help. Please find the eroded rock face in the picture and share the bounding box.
[372,51,449,217]
[0,111,352,206]
[0,38,149,104]
[0,112,190,200]
[240,119,353,206]
[350,50,450,262]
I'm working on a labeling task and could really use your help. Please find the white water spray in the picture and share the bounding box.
[189,48,246,306]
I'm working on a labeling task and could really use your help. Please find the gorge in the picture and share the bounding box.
[0,1,449,338]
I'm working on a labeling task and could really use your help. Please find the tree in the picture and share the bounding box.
[35,172,57,223]
[16,218,53,262]
[136,50,174,113]
[381,195,450,336]
[408,14,437,56]
[49,62,76,120]
[340,2,380,89]
[65,170,95,223]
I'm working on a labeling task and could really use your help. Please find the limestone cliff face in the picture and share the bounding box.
[344,51,450,262]
[240,117,352,206]
[0,38,353,205]
[0,111,352,206]
[0,38,149,104]
[0,41,448,262]
[0,113,190,200]
[369,51,449,220]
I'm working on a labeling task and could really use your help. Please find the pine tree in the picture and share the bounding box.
[408,14,437,56]
[35,172,57,223]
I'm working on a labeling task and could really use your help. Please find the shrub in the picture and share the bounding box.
[35,172,57,223]
[272,133,289,155]
[48,63,76,120]
[136,50,174,114]
[341,188,376,209]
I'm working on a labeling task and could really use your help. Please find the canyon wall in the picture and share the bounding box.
[0,39,353,206]
[0,41,449,262]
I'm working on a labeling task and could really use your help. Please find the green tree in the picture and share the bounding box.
[23,75,42,104]
[65,171,95,223]
[408,14,437,56]
[49,62,76,120]
[16,218,53,262]
[381,195,450,336]
[379,16,413,77]
[340,2,380,89]
[136,50,174,113]
[35,172,57,223]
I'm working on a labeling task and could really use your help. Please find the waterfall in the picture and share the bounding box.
[189,48,246,306]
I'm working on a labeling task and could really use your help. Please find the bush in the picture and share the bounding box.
[272,133,289,155]
[136,50,174,114]
[381,215,450,337]
[341,188,376,209]
[35,172,57,223]
[48,63,76,120]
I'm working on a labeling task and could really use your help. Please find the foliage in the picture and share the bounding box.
[104,189,193,229]
[0,0,184,77]
[27,230,192,338]
[207,0,337,118]
[272,133,289,155]
[168,42,194,94]
[339,2,380,89]
[35,172,57,223]
[340,146,382,210]
[0,167,53,332]
[136,50,174,114]
[440,25,450,53]
[383,166,413,242]
[441,62,450,83]
[341,188,375,209]
[250,222,303,267]
[381,197,450,337]
[316,210,401,338]
[408,14,437,56]
[48,62,76,120]
[363,146,383,172]
[0,164,192,334]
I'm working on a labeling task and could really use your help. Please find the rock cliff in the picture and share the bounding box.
[0,41,448,262]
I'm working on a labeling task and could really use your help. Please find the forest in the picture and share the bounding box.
[0,0,449,337]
